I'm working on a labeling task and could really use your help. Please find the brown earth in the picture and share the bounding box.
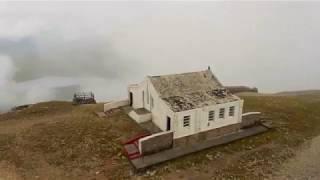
[1,92,320,179]
[275,135,320,180]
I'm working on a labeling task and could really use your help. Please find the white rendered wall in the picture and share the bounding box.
[173,109,198,138]
[146,78,175,131]
[173,100,244,139]
[128,80,147,109]
[104,99,129,112]
[199,100,243,132]
[128,78,174,131]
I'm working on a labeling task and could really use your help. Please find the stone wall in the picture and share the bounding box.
[104,99,129,112]
[241,113,261,128]
[139,131,173,155]
[173,123,241,147]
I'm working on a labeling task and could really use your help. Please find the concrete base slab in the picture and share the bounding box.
[130,124,270,170]
[140,121,163,134]
[124,144,139,155]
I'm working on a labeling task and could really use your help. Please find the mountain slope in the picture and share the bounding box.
[1,92,320,179]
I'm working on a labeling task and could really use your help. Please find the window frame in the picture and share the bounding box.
[229,106,235,117]
[183,116,191,127]
[219,108,225,119]
[146,88,149,104]
[142,91,145,105]
[208,110,215,121]
[150,96,154,109]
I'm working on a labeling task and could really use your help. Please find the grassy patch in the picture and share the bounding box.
[0,103,143,179]
[1,94,320,179]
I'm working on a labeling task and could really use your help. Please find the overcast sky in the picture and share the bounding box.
[0,1,320,111]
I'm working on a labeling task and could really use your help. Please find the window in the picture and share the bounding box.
[147,87,149,104]
[229,106,235,117]
[142,91,145,105]
[167,116,171,131]
[183,116,190,127]
[208,111,215,121]
[219,108,225,119]
[150,96,154,109]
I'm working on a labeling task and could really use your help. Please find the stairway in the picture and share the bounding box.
[122,133,151,160]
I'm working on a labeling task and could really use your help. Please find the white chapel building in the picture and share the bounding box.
[128,68,244,139]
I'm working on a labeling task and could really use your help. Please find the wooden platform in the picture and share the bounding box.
[130,124,271,170]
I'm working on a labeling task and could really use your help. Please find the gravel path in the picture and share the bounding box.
[276,136,320,179]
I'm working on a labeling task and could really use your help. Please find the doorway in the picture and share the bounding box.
[129,92,133,106]
[166,116,171,131]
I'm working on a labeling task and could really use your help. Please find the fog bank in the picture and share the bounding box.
[1,2,320,111]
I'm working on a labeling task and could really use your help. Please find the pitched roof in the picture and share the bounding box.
[148,69,240,112]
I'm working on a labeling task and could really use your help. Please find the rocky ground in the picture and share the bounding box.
[0,92,320,179]
[276,135,320,180]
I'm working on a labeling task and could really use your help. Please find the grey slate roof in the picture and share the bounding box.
[149,70,240,112]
